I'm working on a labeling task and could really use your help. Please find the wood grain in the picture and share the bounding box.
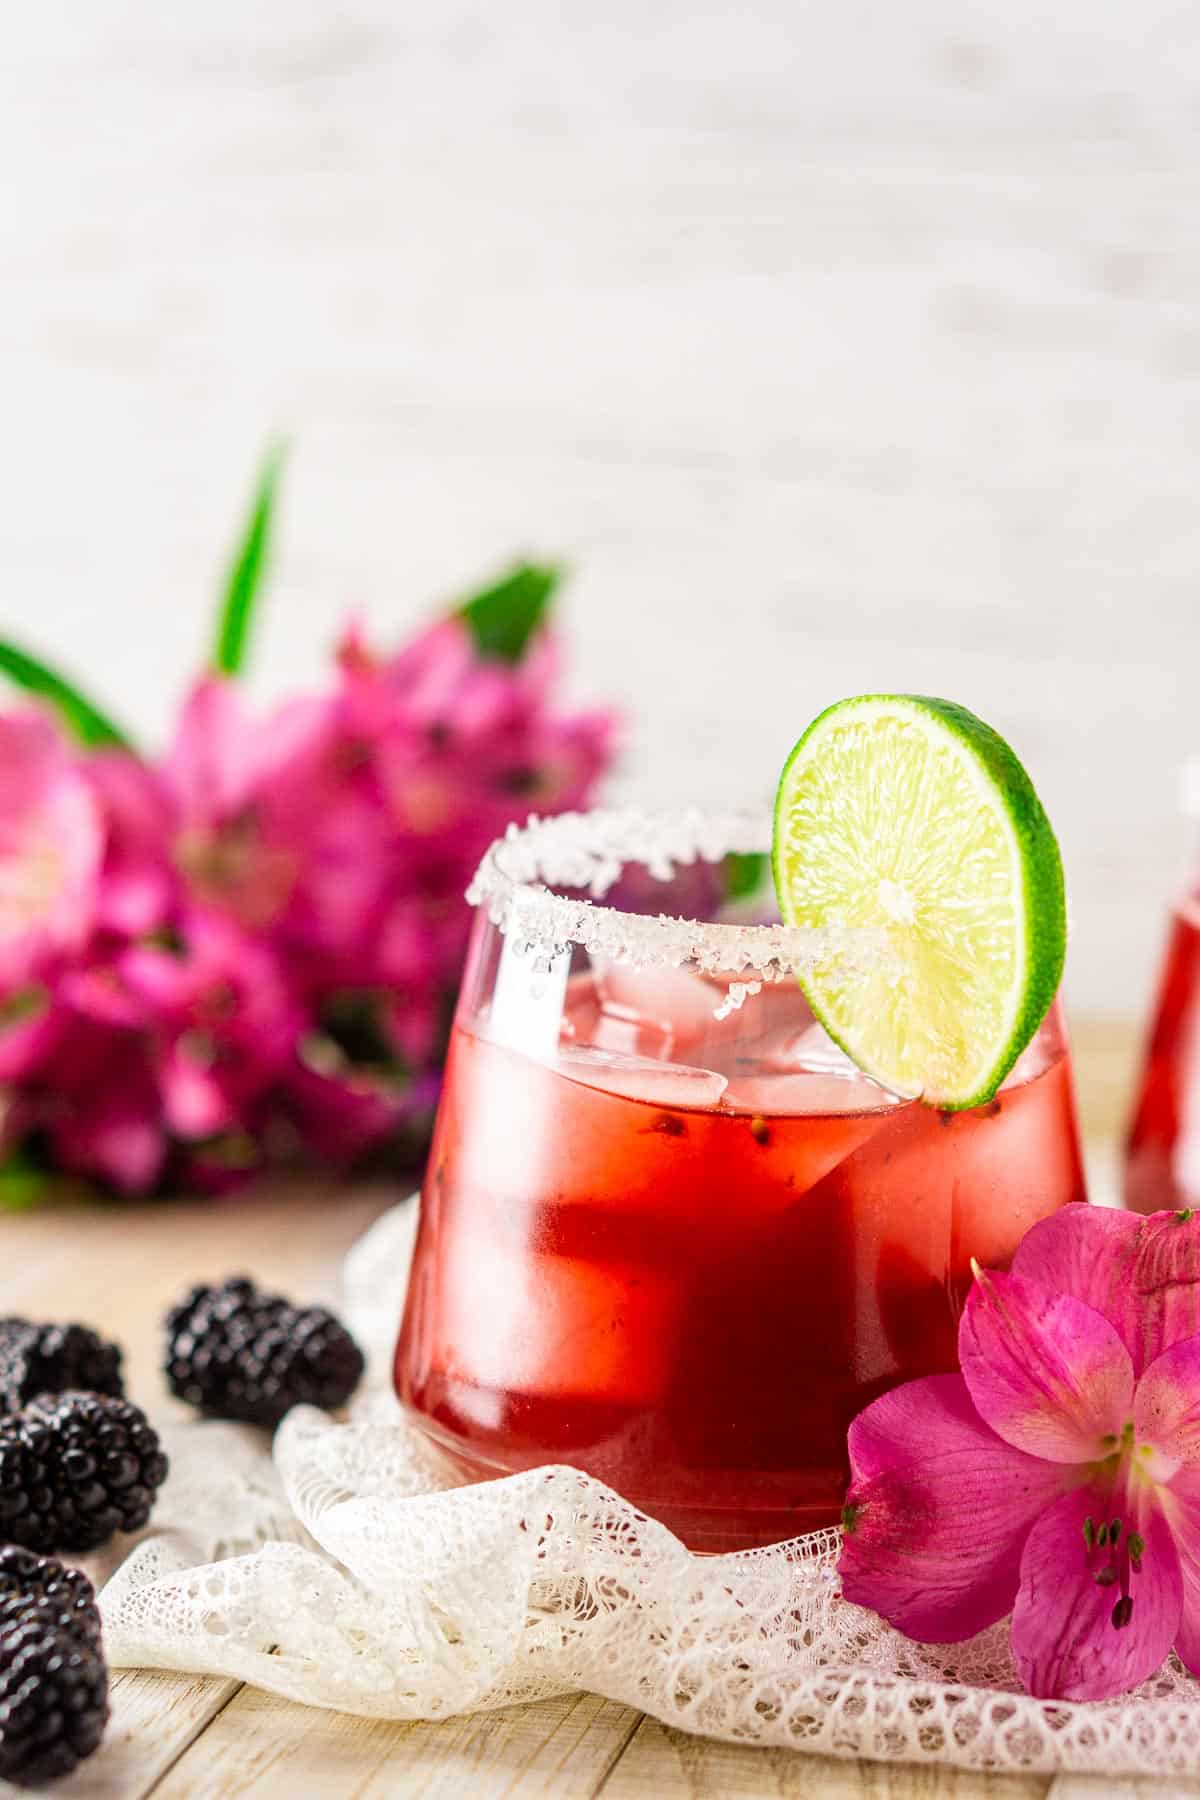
[1047,1781,1200,1800]
[154,1688,642,1799]
[598,1717,1049,1798]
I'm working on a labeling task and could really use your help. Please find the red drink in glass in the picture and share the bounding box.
[1125,895,1200,1214]
[395,815,1087,1552]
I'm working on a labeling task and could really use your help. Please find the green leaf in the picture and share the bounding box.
[459,561,562,663]
[0,1151,49,1213]
[0,642,133,750]
[213,440,287,676]
[725,850,767,904]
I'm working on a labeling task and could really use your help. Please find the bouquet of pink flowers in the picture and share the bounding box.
[0,453,616,1200]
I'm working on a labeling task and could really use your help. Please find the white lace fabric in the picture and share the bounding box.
[99,1204,1200,1777]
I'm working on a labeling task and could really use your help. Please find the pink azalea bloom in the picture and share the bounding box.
[0,711,103,985]
[839,1206,1200,1702]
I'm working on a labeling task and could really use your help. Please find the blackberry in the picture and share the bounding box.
[0,1547,101,1648]
[165,1276,365,1427]
[0,1576,108,1783]
[0,1320,124,1414]
[0,1392,168,1555]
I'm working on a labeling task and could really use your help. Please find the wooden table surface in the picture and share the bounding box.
[0,1023,1193,1800]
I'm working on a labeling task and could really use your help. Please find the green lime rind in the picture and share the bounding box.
[771,694,1066,1111]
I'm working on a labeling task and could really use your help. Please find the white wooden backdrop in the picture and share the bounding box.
[1,1,1197,1019]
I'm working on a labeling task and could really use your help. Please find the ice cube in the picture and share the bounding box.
[443,1028,714,1213]
[593,963,723,1046]
[751,1020,870,1080]
[436,1241,680,1402]
[558,970,602,1043]
[589,1002,676,1060]
[558,1044,728,1108]
[723,1017,903,1118]
[723,1072,903,1117]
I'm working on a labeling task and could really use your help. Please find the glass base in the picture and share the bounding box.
[401,1406,843,1554]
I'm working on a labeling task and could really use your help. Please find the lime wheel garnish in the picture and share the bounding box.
[772,694,1066,1110]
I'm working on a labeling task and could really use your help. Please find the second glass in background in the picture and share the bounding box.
[1126,759,1200,1213]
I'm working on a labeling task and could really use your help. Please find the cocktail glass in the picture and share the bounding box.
[1124,761,1200,1214]
[1125,892,1200,1214]
[395,809,1088,1552]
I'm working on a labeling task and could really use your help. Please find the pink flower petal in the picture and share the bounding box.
[1013,1206,1200,1376]
[1013,1485,1181,1700]
[0,998,57,1081]
[281,1061,401,1164]
[960,1268,1134,1462]
[248,694,333,792]
[164,677,256,821]
[161,1050,234,1140]
[846,1370,968,1483]
[0,712,103,981]
[1134,1334,1200,1471]
[840,1373,1070,1642]
[389,619,476,723]
[86,749,178,937]
[118,945,196,1012]
[59,967,147,1031]
[1161,1468,1200,1677]
[53,1086,166,1195]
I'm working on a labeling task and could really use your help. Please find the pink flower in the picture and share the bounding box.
[0,712,103,985]
[118,911,305,1141]
[272,1058,411,1167]
[3,999,165,1196]
[2,911,310,1194]
[839,1206,1200,1701]
[0,584,615,1199]
[49,1050,164,1195]
[165,677,333,934]
[165,624,616,1055]
[338,615,615,849]
[84,749,178,938]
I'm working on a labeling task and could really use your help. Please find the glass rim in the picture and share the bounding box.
[465,806,889,979]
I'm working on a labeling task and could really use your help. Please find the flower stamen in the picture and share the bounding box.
[1083,1484,1146,1630]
